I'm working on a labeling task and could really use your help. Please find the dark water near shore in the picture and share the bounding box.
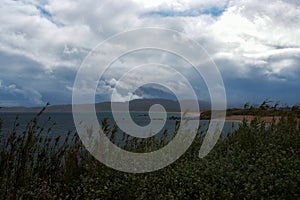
[0,112,240,145]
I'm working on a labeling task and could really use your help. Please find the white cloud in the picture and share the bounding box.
[201,1,300,79]
[0,79,44,105]
[132,0,228,12]
[270,59,296,74]
[0,0,300,106]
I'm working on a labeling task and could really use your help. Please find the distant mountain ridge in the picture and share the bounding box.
[0,99,210,113]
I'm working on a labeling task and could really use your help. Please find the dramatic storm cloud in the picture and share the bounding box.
[0,0,299,106]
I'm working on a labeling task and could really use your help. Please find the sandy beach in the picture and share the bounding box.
[225,115,300,124]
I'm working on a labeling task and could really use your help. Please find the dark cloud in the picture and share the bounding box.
[0,0,299,107]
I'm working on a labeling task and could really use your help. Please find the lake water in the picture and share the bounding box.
[0,112,240,145]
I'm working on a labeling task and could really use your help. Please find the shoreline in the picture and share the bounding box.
[225,115,300,124]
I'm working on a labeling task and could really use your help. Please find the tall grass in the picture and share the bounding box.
[0,105,84,199]
[0,105,299,199]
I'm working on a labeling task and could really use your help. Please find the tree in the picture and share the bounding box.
[243,102,250,110]
[259,99,272,110]
[291,104,300,112]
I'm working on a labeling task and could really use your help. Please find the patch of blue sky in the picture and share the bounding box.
[35,5,65,27]
[36,5,52,18]
[201,7,226,17]
[273,45,300,49]
[144,6,226,18]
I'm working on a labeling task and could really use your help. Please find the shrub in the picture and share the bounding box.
[0,106,299,199]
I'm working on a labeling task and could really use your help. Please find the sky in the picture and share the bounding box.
[0,0,300,107]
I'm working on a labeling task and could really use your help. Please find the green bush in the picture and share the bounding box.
[0,107,299,199]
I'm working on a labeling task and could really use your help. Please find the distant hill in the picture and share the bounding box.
[0,99,210,113]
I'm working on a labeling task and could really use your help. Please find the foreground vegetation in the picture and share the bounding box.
[0,105,299,199]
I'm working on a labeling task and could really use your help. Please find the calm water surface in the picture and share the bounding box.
[0,112,240,144]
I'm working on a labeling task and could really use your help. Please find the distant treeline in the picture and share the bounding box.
[201,100,300,119]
